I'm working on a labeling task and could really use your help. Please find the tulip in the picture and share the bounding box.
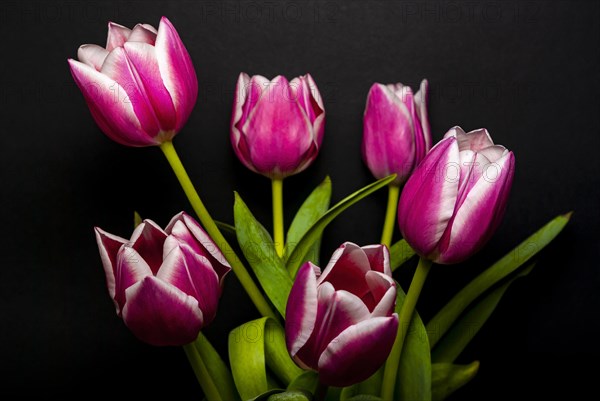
[285,242,398,387]
[95,212,230,346]
[230,73,325,178]
[362,79,432,185]
[68,17,198,147]
[398,126,515,264]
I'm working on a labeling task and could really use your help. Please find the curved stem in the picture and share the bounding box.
[271,177,285,257]
[381,257,432,400]
[160,141,277,320]
[183,343,222,401]
[380,184,400,247]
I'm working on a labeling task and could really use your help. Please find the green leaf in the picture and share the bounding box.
[133,211,142,227]
[267,390,312,401]
[431,362,479,401]
[215,220,237,235]
[192,333,241,401]
[395,283,432,401]
[432,264,536,363]
[234,193,294,317]
[427,212,572,348]
[284,176,332,267]
[249,389,285,401]
[346,396,383,401]
[340,370,382,400]
[287,371,318,394]
[286,175,396,277]
[390,239,416,272]
[229,318,304,400]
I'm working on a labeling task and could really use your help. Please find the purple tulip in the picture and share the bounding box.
[285,243,398,387]
[95,212,230,346]
[68,17,198,147]
[230,73,325,178]
[398,127,515,264]
[362,80,432,185]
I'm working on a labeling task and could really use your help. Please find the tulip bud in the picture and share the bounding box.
[398,127,515,264]
[68,17,198,147]
[362,80,432,185]
[285,243,398,387]
[230,73,325,178]
[95,212,230,346]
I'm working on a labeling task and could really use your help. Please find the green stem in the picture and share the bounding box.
[381,257,432,400]
[183,343,222,401]
[380,184,400,247]
[160,141,277,320]
[271,177,285,257]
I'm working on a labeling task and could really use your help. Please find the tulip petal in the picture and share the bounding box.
[77,44,109,71]
[129,220,168,274]
[478,145,508,163]
[94,227,128,304]
[166,212,231,282]
[369,284,397,318]
[106,22,131,52]
[155,17,198,132]
[318,315,399,387]
[414,79,432,152]
[304,73,326,147]
[122,276,203,346]
[124,42,177,133]
[452,128,495,152]
[286,262,320,358]
[243,75,313,177]
[365,271,395,310]
[68,59,156,146]
[157,244,221,324]
[100,47,162,137]
[128,23,157,45]
[295,283,370,370]
[361,244,391,276]
[114,246,153,312]
[437,151,515,264]
[398,136,460,257]
[318,242,370,297]
[362,83,416,183]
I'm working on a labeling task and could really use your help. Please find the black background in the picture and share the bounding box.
[1,0,599,398]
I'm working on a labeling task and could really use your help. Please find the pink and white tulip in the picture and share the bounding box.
[68,17,198,147]
[95,212,230,346]
[231,73,325,178]
[398,127,515,264]
[285,243,398,387]
[362,80,432,185]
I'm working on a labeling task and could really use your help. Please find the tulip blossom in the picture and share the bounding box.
[230,73,325,178]
[95,212,230,346]
[285,243,398,387]
[362,80,432,185]
[68,17,198,147]
[398,127,515,264]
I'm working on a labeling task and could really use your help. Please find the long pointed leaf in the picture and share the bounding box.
[286,175,396,277]
[234,193,293,317]
[431,362,480,401]
[427,212,571,347]
[284,176,332,266]
[193,333,241,401]
[395,283,432,401]
[229,318,303,400]
[432,263,536,363]
[390,239,416,272]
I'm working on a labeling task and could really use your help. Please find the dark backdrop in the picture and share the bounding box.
[1,0,599,398]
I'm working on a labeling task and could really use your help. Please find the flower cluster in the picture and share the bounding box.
[69,16,568,401]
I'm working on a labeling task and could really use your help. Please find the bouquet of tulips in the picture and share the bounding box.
[69,17,571,401]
